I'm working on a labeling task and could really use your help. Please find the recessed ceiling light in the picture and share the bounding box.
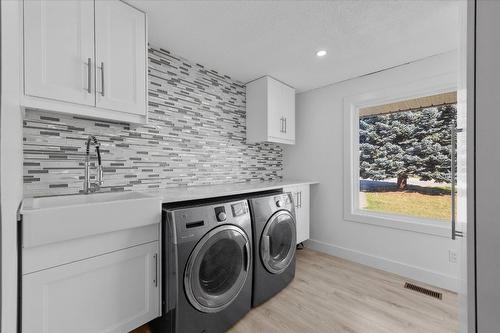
[316,50,327,57]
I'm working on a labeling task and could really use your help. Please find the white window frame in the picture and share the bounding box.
[343,73,457,237]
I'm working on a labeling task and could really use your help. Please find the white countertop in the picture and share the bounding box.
[145,179,319,203]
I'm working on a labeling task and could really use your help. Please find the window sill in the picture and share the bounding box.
[345,210,452,238]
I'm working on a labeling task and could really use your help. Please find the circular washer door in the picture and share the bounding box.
[260,210,296,274]
[184,225,251,313]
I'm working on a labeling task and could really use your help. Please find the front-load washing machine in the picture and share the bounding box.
[248,192,296,307]
[151,199,253,333]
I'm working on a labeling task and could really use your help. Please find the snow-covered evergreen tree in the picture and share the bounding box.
[359,104,457,189]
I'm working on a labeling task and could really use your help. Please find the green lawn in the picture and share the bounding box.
[364,191,452,221]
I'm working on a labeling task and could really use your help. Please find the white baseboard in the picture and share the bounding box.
[305,239,459,292]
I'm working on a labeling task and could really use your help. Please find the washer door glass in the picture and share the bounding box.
[184,225,251,313]
[260,210,296,274]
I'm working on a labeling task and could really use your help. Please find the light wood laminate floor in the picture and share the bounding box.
[133,248,458,333]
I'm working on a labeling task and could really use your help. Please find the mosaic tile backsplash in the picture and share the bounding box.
[23,47,283,197]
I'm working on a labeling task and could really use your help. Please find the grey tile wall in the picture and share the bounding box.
[23,47,283,197]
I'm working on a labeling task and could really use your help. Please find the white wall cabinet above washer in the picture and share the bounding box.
[246,76,296,145]
[22,0,147,124]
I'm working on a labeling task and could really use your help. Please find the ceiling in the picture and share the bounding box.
[128,0,460,93]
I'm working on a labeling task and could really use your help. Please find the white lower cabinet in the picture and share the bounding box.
[284,184,310,244]
[22,241,159,333]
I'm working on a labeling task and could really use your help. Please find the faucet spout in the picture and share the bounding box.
[86,135,102,165]
[83,135,104,194]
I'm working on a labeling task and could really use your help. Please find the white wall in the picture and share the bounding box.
[284,51,460,291]
[1,1,23,331]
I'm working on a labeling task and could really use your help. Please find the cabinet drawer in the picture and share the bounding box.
[22,224,159,274]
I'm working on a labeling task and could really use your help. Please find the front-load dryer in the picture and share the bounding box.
[151,199,253,333]
[248,193,296,307]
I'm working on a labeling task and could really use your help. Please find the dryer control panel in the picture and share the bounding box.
[274,193,292,209]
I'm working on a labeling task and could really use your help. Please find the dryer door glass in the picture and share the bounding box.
[260,210,296,274]
[184,225,251,313]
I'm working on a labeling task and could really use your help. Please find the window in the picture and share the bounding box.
[343,74,459,237]
[358,97,456,222]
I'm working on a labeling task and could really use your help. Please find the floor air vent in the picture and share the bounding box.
[404,282,442,300]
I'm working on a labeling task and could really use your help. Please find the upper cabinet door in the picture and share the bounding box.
[267,78,287,140]
[280,82,295,142]
[267,78,295,143]
[267,79,285,138]
[23,0,95,106]
[95,0,147,116]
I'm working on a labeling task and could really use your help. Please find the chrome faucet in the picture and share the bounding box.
[83,135,103,194]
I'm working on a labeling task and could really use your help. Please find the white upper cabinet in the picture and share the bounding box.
[23,0,95,106]
[246,76,296,145]
[22,0,147,124]
[95,0,146,115]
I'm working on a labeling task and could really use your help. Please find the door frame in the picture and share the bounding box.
[1,1,24,332]
[466,0,476,332]
[465,0,476,332]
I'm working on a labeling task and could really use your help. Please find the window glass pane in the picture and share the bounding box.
[358,99,457,222]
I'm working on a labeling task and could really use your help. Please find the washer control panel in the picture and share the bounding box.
[168,199,251,242]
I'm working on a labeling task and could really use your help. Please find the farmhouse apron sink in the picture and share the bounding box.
[20,191,161,248]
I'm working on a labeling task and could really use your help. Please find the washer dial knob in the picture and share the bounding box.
[217,212,227,221]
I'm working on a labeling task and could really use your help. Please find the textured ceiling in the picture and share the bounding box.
[127,0,460,92]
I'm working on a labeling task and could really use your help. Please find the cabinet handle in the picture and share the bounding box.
[98,62,105,96]
[85,58,91,93]
[280,117,284,133]
[153,253,158,287]
[284,117,287,133]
